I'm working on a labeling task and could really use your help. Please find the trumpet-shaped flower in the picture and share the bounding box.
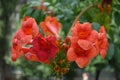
[22,16,39,38]
[67,21,99,68]
[40,16,61,38]
[98,26,108,58]
[12,16,39,61]
[12,29,32,61]
[25,34,59,63]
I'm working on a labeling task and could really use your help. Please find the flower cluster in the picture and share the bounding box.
[12,16,60,64]
[67,21,108,68]
[12,15,108,74]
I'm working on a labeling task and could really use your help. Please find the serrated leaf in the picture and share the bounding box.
[106,43,114,60]
[92,22,100,31]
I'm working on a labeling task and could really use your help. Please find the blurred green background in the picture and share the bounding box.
[0,0,120,80]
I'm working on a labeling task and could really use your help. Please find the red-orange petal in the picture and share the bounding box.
[40,22,53,35]
[75,57,90,68]
[77,39,92,50]
[70,36,79,43]
[32,22,39,38]
[100,49,107,58]
[87,46,98,59]
[22,18,34,35]
[99,26,108,58]
[72,21,92,39]
[67,47,77,62]
[22,48,30,53]
[25,52,40,62]
[20,35,32,45]
[87,30,98,42]
[12,53,17,62]
[40,16,61,38]
[46,22,59,37]
[99,26,107,36]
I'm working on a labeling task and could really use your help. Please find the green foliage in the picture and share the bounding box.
[114,12,120,25]
[0,20,4,37]
[5,55,51,79]
[93,13,111,30]
[115,47,120,64]
[106,43,114,60]
[5,0,120,78]
[107,0,120,71]
[92,22,100,31]
[20,5,45,23]
[20,0,102,35]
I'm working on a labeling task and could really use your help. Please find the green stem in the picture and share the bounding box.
[56,75,63,80]
[56,72,64,80]
[67,3,98,36]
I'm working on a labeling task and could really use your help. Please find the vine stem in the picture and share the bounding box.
[67,3,98,36]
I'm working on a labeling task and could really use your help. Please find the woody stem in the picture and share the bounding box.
[67,3,98,36]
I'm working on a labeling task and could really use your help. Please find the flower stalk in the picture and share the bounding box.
[67,3,98,36]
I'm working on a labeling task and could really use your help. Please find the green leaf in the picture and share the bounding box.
[92,22,100,31]
[115,47,120,64]
[20,5,28,18]
[114,11,120,26]
[106,43,114,60]
[114,4,120,11]
[28,0,41,7]
[25,7,34,16]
